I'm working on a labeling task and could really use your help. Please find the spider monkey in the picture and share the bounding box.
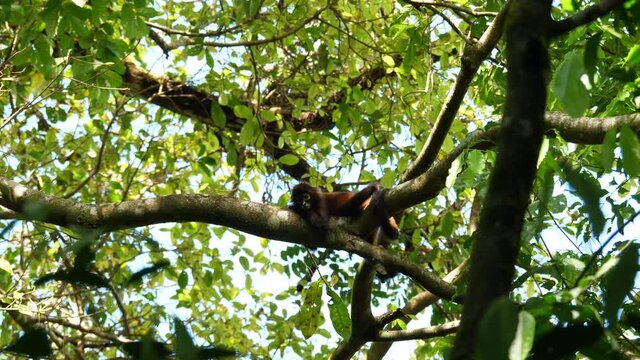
[288,182,398,240]
[290,183,400,288]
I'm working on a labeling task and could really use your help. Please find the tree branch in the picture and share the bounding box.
[366,260,467,360]
[406,0,498,17]
[350,261,376,330]
[201,5,329,48]
[376,320,459,341]
[451,0,551,357]
[331,261,378,360]
[551,0,626,36]
[0,176,458,301]
[120,60,313,180]
[0,205,17,219]
[402,0,512,182]
[382,111,640,216]
[545,112,640,143]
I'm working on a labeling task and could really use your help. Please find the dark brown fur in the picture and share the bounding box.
[289,183,398,239]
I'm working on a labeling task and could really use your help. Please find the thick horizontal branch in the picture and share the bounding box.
[0,176,307,243]
[545,112,640,144]
[383,111,640,215]
[120,57,394,182]
[0,176,457,301]
[0,113,629,300]
[120,61,312,180]
[376,320,459,341]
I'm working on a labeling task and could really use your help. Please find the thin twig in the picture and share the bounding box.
[574,209,640,286]
[202,5,329,48]
[427,5,473,45]
[407,0,498,17]
[63,102,123,198]
[0,53,71,130]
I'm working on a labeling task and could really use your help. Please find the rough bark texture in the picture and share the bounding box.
[0,176,458,300]
[451,0,551,358]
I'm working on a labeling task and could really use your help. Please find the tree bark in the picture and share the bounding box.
[451,0,551,358]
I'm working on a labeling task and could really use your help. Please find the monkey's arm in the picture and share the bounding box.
[370,188,399,239]
[306,208,330,229]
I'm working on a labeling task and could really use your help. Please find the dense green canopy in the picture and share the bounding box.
[0,0,639,358]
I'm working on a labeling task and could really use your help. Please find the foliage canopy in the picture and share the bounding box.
[0,0,639,358]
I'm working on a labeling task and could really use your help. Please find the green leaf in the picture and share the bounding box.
[440,211,454,236]
[552,52,589,117]
[536,165,554,232]
[226,144,238,165]
[279,154,299,166]
[239,255,249,270]
[218,93,229,105]
[233,104,253,119]
[174,318,198,360]
[0,258,12,274]
[584,33,601,84]
[604,244,639,325]
[326,286,351,339]
[380,169,395,188]
[619,125,640,177]
[245,0,260,17]
[401,36,416,73]
[210,102,227,127]
[121,4,148,38]
[625,44,640,66]
[178,270,188,289]
[239,121,255,145]
[382,55,395,68]
[445,158,461,188]
[477,297,519,360]
[467,150,485,173]
[561,0,576,11]
[560,163,605,237]
[40,0,61,36]
[509,311,536,360]
[601,127,617,172]
[297,281,323,339]
[260,110,277,122]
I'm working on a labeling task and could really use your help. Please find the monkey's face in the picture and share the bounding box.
[289,189,312,213]
[289,183,316,213]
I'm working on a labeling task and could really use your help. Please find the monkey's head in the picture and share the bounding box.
[288,183,318,214]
